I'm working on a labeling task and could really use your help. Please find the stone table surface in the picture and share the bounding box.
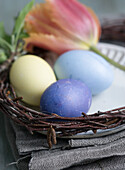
[0,113,17,170]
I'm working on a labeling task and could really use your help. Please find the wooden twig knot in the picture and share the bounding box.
[47,125,57,148]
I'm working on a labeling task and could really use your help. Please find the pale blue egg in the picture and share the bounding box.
[54,50,114,95]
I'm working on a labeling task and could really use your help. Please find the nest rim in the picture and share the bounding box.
[0,45,125,133]
[1,18,125,147]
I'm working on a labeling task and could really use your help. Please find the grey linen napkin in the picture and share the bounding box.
[4,115,125,170]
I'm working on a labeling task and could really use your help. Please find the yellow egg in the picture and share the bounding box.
[10,55,56,106]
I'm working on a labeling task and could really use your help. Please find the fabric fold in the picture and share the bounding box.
[4,115,125,170]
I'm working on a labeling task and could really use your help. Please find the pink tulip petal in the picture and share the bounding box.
[24,33,89,54]
[24,0,101,53]
[25,2,92,43]
[87,7,101,40]
[46,0,100,43]
[25,3,75,38]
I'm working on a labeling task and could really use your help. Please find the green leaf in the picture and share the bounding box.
[13,0,34,48]
[0,22,11,42]
[0,37,12,51]
[19,32,29,39]
[0,49,8,63]
[11,34,15,47]
[0,22,6,38]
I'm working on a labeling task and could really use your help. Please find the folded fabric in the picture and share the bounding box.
[4,115,125,170]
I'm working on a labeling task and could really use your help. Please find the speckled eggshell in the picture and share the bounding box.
[40,79,92,117]
[10,55,56,106]
[54,50,114,95]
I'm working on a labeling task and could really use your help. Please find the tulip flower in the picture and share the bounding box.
[24,0,125,71]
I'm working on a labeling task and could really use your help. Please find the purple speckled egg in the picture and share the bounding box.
[40,79,92,117]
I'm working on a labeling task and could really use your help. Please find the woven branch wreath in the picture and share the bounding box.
[0,42,125,148]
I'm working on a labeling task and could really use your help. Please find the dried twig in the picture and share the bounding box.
[0,43,125,148]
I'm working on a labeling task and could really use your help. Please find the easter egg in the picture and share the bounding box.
[54,50,114,95]
[10,55,56,106]
[40,79,92,117]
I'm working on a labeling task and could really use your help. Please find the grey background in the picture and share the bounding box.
[0,0,125,170]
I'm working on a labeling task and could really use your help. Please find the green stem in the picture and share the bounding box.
[90,46,125,71]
